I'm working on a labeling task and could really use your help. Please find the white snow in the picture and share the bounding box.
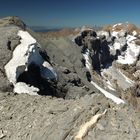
[112,30,126,39]
[117,36,140,64]
[5,31,37,84]
[82,47,124,104]
[97,31,109,39]
[107,85,116,91]
[118,70,134,84]
[5,30,57,94]
[83,49,91,70]
[118,30,127,37]
[113,23,122,28]
[132,30,137,36]
[91,81,125,104]
[114,42,121,50]
[111,33,140,65]
[106,80,116,91]
[14,82,39,95]
[118,23,122,26]
[126,35,136,42]
[112,31,119,38]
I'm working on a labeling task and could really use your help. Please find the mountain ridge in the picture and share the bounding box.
[0,16,140,140]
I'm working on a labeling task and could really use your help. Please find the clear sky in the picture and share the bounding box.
[0,0,140,28]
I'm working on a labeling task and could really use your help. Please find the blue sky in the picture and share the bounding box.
[0,0,140,27]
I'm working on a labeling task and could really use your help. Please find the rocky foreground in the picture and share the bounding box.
[0,17,140,140]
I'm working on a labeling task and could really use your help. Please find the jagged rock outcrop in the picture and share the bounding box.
[75,23,140,73]
[74,24,140,104]
[40,37,97,99]
[0,16,97,99]
[75,29,111,71]
[0,25,21,92]
[0,17,58,96]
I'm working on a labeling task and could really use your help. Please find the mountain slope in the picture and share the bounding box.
[0,17,140,140]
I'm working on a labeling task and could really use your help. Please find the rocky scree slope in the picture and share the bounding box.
[0,17,140,140]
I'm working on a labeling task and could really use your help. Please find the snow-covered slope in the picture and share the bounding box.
[102,24,140,65]
[112,32,140,64]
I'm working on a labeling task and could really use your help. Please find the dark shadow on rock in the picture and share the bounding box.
[38,47,51,64]
[86,71,91,82]
[74,30,117,74]
[17,63,60,97]
[7,40,11,50]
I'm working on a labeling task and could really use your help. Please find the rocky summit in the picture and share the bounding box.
[0,17,140,140]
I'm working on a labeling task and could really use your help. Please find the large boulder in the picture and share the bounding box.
[0,17,58,96]
[41,37,97,98]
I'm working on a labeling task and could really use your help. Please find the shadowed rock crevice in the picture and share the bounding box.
[17,63,59,96]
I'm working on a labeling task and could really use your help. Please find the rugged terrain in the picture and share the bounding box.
[0,17,140,140]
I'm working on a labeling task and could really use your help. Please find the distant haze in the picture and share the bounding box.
[0,0,140,28]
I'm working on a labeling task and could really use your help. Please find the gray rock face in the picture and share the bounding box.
[0,26,20,92]
[0,17,28,89]
[41,37,97,98]
[0,16,26,30]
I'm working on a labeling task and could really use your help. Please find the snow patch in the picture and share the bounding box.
[113,23,122,28]
[114,42,121,50]
[117,41,140,64]
[111,33,140,65]
[132,30,137,36]
[126,35,136,42]
[118,70,134,84]
[83,49,91,70]
[107,85,116,91]
[112,31,119,38]
[14,82,39,95]
[91,81,125,104]
[112,30,126,38]
[106,80,116,91]
[97,31,109,39]
[5,30,57,94]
